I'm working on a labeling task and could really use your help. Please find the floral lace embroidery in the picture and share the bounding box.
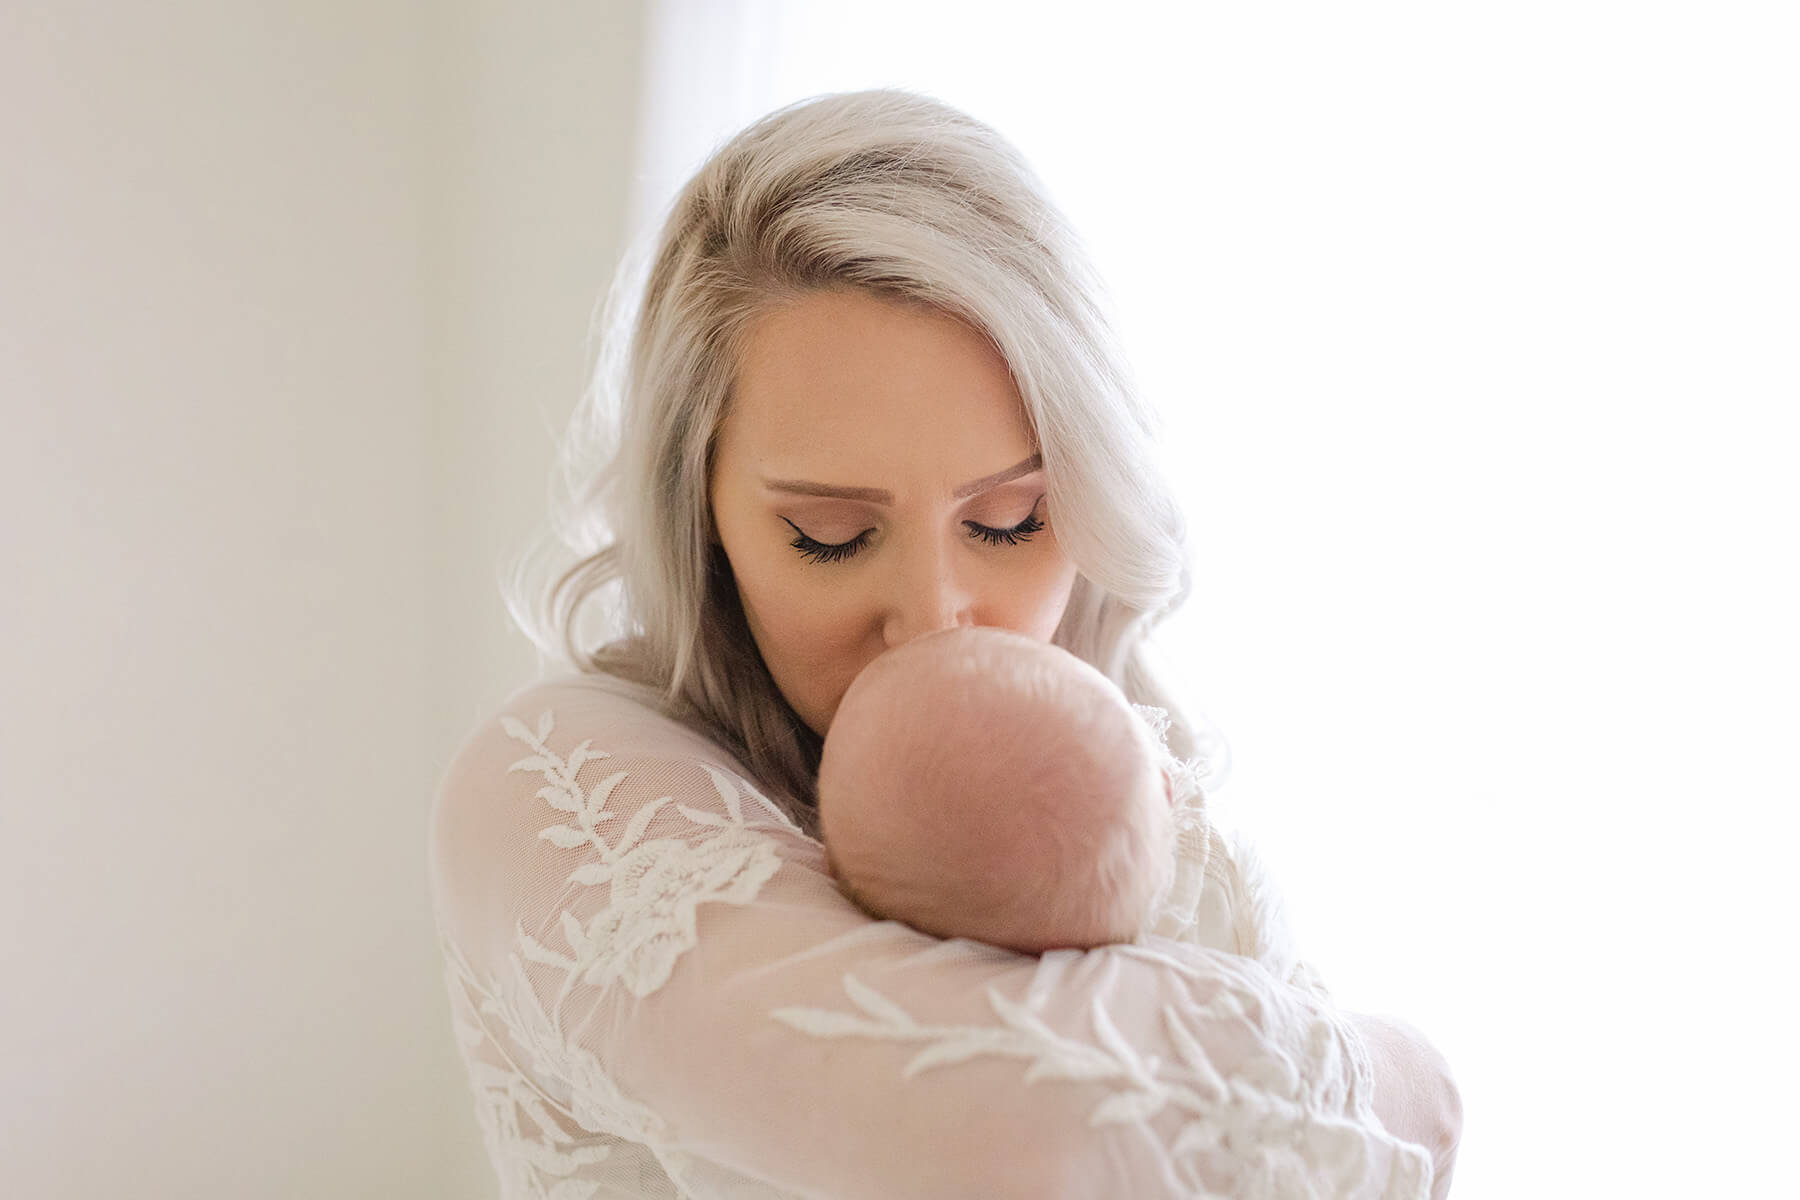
[499,711,790,999]
[440,710,804,1197]
[440,705,1426,1198]
[443,933,662,1198]
[770,963,1430,1197]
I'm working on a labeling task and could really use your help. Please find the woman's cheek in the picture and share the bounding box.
[757,576,865,717]
[773,598,849,668]
[1011,551,1078,639]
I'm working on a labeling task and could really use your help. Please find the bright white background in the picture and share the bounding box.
[4,2,1793,1197]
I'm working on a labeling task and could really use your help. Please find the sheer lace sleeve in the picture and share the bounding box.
[430,676,1434,1199]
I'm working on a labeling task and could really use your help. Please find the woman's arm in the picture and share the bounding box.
[1349,1012,1463,1199]
[1166,819,1462,1194]
[432,680,1440,1198]
[1167,821,1462,1195]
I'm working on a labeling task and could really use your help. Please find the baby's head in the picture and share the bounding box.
[818,626,1174,954]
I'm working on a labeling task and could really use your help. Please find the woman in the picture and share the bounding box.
[430,88,1461,1198]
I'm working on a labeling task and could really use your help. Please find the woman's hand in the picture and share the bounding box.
[1349,1011,1463,1199]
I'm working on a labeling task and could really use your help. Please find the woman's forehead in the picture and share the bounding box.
[726,290,1037,477]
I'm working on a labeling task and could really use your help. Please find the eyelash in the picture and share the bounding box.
[783,506,1046,565]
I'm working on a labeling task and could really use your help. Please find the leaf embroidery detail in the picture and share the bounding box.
[768,968,1428,1192]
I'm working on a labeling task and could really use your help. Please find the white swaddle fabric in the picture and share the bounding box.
[1133,704,1330,1001]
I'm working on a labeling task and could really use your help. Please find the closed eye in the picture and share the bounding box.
[965,509,1045,547]
[782,520,872,565]
[783,499,1045,565]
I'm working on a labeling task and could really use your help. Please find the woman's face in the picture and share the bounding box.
[709,287,1080,736]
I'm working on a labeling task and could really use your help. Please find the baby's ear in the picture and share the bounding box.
[1161,766,1175,808]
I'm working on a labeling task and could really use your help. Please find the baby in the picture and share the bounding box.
[817,626,1178,954]
[818,627,1323,997]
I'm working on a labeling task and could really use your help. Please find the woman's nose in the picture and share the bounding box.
[881,539,974,648]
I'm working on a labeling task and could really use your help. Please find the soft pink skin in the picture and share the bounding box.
[818,627,1174,954]
[708,289,1081,739]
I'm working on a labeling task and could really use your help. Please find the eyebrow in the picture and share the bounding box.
[762,453,1043,504]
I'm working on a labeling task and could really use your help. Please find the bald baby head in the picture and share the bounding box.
[818,627,1173,953]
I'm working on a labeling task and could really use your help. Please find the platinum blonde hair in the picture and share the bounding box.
[507,88,1212,836]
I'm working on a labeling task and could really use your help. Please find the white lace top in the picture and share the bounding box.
[428,672,1434,1198]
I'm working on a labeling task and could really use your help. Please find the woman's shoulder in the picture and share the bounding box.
[434,670,781,830]
[433,669,819,862]
[468,670,752,777]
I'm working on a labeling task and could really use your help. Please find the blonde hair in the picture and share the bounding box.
[507,88,1206,836]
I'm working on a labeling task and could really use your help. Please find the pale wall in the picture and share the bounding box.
[0,2,644,1195]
